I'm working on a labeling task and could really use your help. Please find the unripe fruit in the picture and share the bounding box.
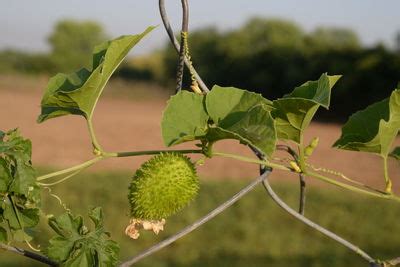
[304,137,319,158]
[128,153,199,220]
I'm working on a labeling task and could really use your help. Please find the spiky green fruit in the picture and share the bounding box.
[128,153,199,220]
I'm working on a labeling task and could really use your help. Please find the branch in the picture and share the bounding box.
[386,257,400,266]
[261,175,378,266]
[0,243,58,266]
[158,0,209,93]
[276,145,306,214]
[175,0,188,92]
[119,171,271,267]
[298,173,306,215]
[276,144,298,160]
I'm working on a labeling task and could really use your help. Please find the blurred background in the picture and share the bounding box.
[1,1,400,266]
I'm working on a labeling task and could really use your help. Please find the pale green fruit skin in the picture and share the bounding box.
[128,153,199,220]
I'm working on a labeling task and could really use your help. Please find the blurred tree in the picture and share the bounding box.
[306,27,361,52]
[0,50,55,74]
[222,18,305,58]
[48,19,107,72]
[161,17,400,121]
[396,31,400,53]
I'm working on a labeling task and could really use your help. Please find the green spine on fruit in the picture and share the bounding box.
[128,152,199,220]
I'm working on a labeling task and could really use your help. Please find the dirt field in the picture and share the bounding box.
[0,75,399,192]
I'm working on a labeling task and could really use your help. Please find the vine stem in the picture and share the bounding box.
[276,145,306,214]
[212,150,400,202]
[382,156,393,193]
[212,151,291,171]
[0,243,58,266]
[306,171,400,202]
[119,171,271,267]
[36,156,104,181]
[110,149,202,158]
[175,0,188,92]
[158,0,209,93]
[36,149,203,182]
[87,119,103,152]
[261,175,378,266]
[298,173,306,215]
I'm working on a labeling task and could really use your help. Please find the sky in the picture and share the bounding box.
[1,0,400,55]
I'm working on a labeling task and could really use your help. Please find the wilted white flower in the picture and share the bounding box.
[125,218,166,240]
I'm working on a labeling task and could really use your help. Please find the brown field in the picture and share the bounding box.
[0,74,399,192]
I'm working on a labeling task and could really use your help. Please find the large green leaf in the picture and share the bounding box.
[0,129,40,244]
[272,73,341,143]
[0,158,11,192]
[205,85,272,125]
[334,89,400,157]
[0,227,7,242]
[46,207,119,267]
[38,26,155,123]
[161,91,209,146]
[161,86,277,157]
[205,86,275,156]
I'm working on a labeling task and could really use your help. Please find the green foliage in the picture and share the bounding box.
[0,129,40,243]
[162,87,277,157]
[46,207,119,267]
[222,18,306,58]
[334,88,400,157]
[162,76,341,156]
[129,153,199,220]
[48,20,108,72]
[272,73,341,143]
[306,27,361,52]
[38,27,155,123]
[205,86,276,156]
[0,50,54,74]
[161,91,209,146]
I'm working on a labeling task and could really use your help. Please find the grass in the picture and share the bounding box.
[1,170,400,267]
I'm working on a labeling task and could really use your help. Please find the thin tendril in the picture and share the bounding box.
[43,187,71,213]
[306,163,386,194]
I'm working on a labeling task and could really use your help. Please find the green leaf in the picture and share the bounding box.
[334,89,400,157]
[46,207,119,267]
[38,26,155,123]
[0,158,11,192]
[3,203,39,230]
[0,129,40,244]
[389,147,400,161]
[161,86,276,157]
[161,91,209,146]
[0,129,38,198]
[205,86,276,156]
[11,229,33,243]
[0,226,7,242]
[272,73,341,143]
[88,206,103,228]
[207,105,276,157]
[205,85,272,125]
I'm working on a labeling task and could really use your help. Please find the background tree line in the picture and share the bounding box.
[1,18,399,121]
[161,18,400,121]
